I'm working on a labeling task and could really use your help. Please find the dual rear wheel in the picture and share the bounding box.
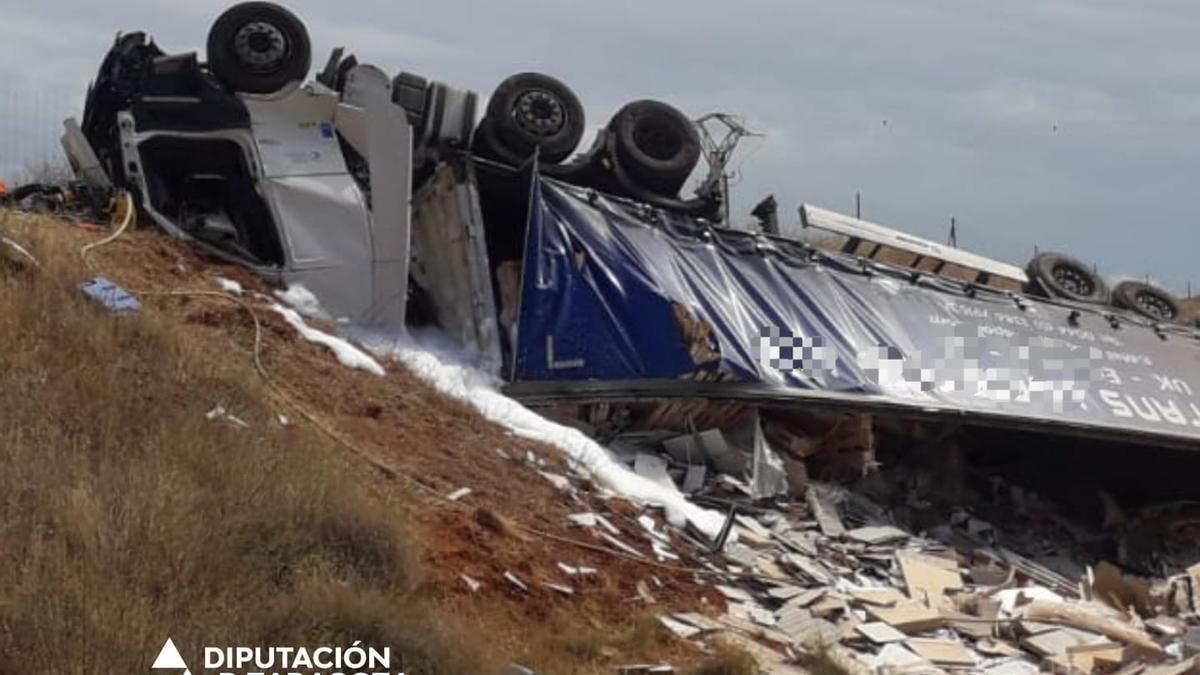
[1025,252,1183,323]
[473,75,702,201]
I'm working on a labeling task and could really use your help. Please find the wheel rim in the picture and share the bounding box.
[513,89,565,137]
[1135,290,1175,319]
[233,21,289,71]
[633,117,683,161]
[1051,264,1094,296]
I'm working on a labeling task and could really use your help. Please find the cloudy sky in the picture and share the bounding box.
[1,0,1197,293]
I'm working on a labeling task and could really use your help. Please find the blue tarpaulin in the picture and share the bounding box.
[80,277,141,314]
[513,176,1200,447]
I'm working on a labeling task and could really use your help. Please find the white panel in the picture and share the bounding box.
[410,164,502,373]
[366,94,413,326]
[243,87,347,178]
[801,204,1029,284]
[265,174,377,323]
[266,175,372,265]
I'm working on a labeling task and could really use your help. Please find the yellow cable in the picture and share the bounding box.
[80,191,135,267]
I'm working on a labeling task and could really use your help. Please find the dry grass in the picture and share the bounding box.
[548,614,674,665]
[685,645,760,675]
[0,217,501,674]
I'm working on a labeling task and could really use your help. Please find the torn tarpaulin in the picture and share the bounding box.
[512,176,1200,449]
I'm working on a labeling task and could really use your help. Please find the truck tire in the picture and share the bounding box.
[472,116,524,167]
[207,2,311,95]
[1024,252,1109,305]
[392,72,429,128]
[485,73,584,164]
[609,99,700,197]
[1112,281,1181,323]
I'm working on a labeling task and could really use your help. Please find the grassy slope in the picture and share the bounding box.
[0,211,754,675]
[0,219,498,674]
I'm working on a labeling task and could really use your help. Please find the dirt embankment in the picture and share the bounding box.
[0,210,733,675]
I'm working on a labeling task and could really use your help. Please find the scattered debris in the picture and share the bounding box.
[905,638,976,667]
[1184,628,1200,658]
[615,664,674,674]
[538,471,572,492]
[807,485,846,537]
[636,580,658,604]
[602,532,647,559]
[446,487,472,502]
[671,613,724,634]
[659,615,703,639]
[845,525,909,545]
[504,571,529,593]
[856,622,907,644]
[0,234,39,268]
[557,562,598,577]
[79,277,140,313]
[430,376,1200,674]
[543,582,574,597]
[205,404,250,428]
[461,574,482,593]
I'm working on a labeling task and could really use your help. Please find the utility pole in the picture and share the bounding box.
[855,192,861,219]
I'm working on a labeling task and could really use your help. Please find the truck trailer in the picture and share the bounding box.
[60,1,1200,460]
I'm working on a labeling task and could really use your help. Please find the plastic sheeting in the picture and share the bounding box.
[513,176,1200,447]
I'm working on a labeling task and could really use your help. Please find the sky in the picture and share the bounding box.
[1,0,1197,294]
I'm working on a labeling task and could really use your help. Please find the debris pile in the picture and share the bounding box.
[513,404,1200,674]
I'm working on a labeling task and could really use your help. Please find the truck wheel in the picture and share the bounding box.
[485,73,584,164]
[207,2,311,95]
[472,116,524,167]
[1112,281,1181,323]
[1024,252,1109,305]
[392,72,429,128]
[609,99,700,197]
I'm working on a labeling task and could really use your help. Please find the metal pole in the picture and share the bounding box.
[855,192,861,219]
[721,173,731,227]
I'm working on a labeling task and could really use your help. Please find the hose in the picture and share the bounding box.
[80,191,135,267]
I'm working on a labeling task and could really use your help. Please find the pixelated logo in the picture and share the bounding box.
[757,325,1096,411]
[855,344,915,390]
[757,326,837,375]
[855,333,1094,410]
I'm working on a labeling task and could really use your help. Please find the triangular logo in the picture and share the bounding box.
[152,638,189,671]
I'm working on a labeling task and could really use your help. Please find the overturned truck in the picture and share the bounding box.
[65,4,1200,484]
